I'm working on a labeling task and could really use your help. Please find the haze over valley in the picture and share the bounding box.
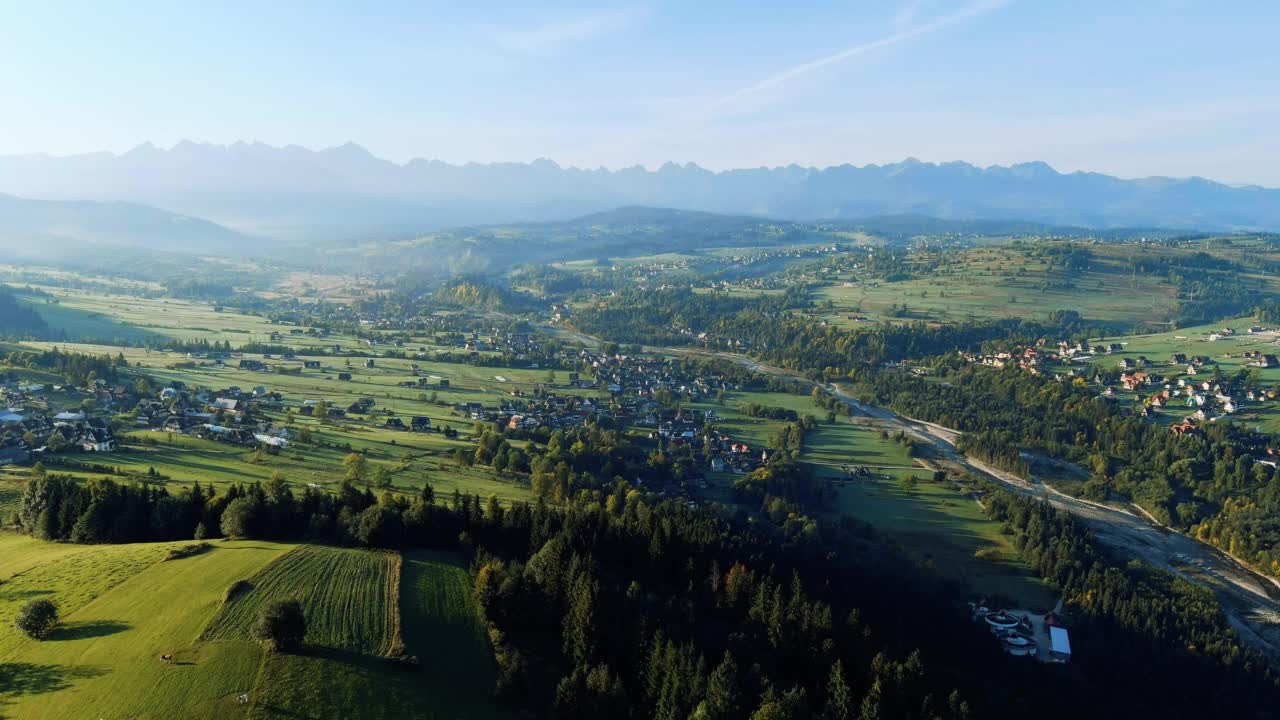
[3,3,1280,719]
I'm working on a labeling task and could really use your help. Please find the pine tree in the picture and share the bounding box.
[703,650,742,720]
[823,660,852,720]
[562,567,597,666]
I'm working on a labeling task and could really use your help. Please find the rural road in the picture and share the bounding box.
[667,346,1280,660]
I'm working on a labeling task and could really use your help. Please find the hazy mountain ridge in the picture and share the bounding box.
[0,143,1277,239]
[0,192,251,257]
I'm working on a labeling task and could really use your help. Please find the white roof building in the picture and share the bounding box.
[1049,626,1072,661]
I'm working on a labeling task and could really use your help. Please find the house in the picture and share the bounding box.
[385,418,407,430]
[1254,354,1279,368]
[709,456,726,472]
[79,426,115,452]
[1171,421,1200,436]
[304,360,322,369]
[364,359,376,369]
[1120,372,1148,390]
[411,416,432,431]
[337,372,352,381]
[1170,353,1187,365]
[254,434,289,447]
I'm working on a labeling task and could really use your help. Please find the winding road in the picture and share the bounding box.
[670,346,1280,660]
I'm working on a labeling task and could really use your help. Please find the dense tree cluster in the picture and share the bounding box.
[844,363,1280,577]
[985,490,1279,713]
[1,347,124,386]
[0,285,50,339]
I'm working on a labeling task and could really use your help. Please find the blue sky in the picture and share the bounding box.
[2,0,1278,185]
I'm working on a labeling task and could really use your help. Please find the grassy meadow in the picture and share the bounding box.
[0,535,293,720]
[0,534,499,720]
[692,389,1055,608]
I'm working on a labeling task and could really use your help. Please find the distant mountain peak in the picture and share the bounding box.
[0,143,1274,237]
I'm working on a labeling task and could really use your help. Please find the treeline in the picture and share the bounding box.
[985,490,1279,712]
[0,285,50,339]
[845,362,1280,577]
[737,402,799,421]
[573,287,1105,378]
[431,278,537,312]
[1,347,125,386]
[16,461,1280,716]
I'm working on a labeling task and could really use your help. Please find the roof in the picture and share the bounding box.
[1049,626,1071,655]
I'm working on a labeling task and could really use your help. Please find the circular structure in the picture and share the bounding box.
[1002,635,1037,656]
[985,611,1019,630]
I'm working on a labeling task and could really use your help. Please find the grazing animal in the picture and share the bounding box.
[159,654,173,664]
[237,693,250,704]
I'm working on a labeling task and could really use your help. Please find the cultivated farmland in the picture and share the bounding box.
[202,545,400,656]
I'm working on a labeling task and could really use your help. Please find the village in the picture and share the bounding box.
[0,338,776,499]
[956,324,1280,437]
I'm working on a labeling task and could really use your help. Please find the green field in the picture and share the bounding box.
[692,387,1056,608]
[250,550,504,720]
[203,545,400,656]
[1047,318,1280,434]
[0,535,292,719]
[809,241,1280,328]
[0,535,502,720]
[399,549,502,719]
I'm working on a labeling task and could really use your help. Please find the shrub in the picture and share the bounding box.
[15,599,59,639]
[224,579,252,603]
[164,542,212,561]
[251,598,306,652]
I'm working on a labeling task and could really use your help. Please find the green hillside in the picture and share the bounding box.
[0,536,497,720]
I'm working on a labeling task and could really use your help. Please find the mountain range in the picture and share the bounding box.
[0,142,1277,242]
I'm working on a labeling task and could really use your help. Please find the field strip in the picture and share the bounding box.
[202,544,399,656]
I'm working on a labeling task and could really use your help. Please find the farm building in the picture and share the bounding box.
[1049,627,1071,663]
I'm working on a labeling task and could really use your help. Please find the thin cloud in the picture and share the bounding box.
[495,10,637,55]
[712,0,1012,112]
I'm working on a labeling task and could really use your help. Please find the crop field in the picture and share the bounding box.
[815,244,1187,326]
[249,550,504,720]
[241,549,500,720]
[203,545,400,656]
[809,240,1280,328]
[0,537,291,720]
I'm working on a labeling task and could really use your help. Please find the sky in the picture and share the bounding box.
[1,0,1278,185]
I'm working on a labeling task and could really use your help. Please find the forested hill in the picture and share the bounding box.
[316,208,832,276]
